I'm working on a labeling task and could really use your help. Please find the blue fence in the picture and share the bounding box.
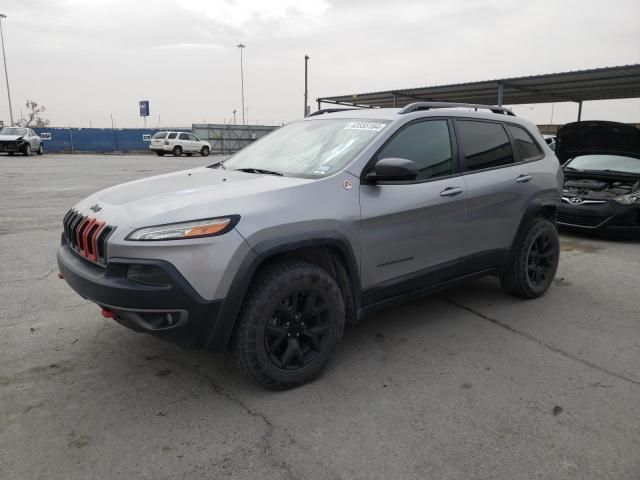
[33,127,189,153]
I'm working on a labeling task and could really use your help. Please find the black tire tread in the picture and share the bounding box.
[233,259,345,390]
[500,217,559,299]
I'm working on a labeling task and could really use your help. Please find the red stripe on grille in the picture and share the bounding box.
[75,217,92,254]
[87,221,106,261]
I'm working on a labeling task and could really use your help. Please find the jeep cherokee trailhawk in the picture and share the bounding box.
[57,102,563,389]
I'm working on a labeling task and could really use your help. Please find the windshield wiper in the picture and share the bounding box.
[233,167,283,176]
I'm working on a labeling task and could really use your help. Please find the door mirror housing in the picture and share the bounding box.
[365,157,418,182]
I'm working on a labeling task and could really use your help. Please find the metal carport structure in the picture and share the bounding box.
[316,64,640,120]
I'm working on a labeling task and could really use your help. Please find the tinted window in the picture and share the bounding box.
[152,132,167,139]
[167,132,177,139]
[457,120,514,171]
[377,120,453,180]
[508,125,542,160]
[179,133,190,140]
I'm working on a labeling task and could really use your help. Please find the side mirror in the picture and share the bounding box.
[365,157,418,182]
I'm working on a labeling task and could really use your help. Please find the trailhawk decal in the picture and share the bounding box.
[343,122,386,131]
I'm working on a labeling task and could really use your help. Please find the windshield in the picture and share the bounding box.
[566,154,640,175]
[218,118,390,177]
[0,127,27,136]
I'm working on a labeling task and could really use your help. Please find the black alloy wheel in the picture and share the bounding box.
[265,290,331,370]
[526,232,555,287]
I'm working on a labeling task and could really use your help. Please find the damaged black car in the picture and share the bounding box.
[556,121,640,234]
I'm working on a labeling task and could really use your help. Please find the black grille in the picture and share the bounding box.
[62,209,114,265]
[557,213,608,227]
[0,140,20,151]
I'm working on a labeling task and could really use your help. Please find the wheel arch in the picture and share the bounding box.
[206,233,361,351]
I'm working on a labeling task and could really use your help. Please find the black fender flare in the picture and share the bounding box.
[205,231,361,351]
[502,193,559,272]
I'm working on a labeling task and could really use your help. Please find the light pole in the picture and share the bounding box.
[237,43,246,125]
[0,14,14,125]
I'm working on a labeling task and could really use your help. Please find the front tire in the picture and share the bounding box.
[172,146,182,157]
[37,143,44,155]
[23,144,32,156]
[500,217,559,299]
[234,260,346,390]
[201,146,210,157]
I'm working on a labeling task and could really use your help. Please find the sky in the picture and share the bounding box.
[0,0,639,128]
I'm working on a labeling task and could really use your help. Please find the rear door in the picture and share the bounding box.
[359,118,467,304]
[178,132,193,151]
[454,119,540,269]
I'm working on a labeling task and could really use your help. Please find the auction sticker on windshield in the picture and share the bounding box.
[344,122,387,131]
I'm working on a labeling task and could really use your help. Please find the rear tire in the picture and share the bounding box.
[172,146,182,157]
[500,217,559,299]
[155,151,165,156]
[234,260,345,390]
[37,143,44,155]
[201,146,210,157]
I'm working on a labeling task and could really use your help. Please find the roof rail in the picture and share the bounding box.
[398,102,516,116]
[307,108,359,117]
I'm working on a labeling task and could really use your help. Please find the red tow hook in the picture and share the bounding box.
[101,308,116,319]
[57,272,64,279]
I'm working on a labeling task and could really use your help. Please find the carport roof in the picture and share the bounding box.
[317,64,640,108]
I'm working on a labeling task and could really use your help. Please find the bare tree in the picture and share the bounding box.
[15,100,50,127]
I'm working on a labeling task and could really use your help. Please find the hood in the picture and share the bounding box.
[556,121,640,163]
[0,134,23,141]
[74,166,312,228]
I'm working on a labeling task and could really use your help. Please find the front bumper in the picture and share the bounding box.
[557,200,640,234]
[0,141,22,152]
[57,244,223,349]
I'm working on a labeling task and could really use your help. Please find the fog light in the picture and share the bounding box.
[126,265,170,286]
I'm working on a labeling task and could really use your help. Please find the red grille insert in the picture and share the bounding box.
[63,209,114,265]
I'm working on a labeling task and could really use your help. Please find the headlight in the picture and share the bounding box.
[614,193,640,205]
[126,216,238,241]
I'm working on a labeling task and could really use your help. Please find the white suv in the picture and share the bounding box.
[149,131,211,157]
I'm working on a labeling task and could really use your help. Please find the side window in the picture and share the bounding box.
[29,129,35,136]
[507,125,543,161]
[456,120,514,171]
[179,133,190,140]
[377,120,453,181]
[188,134,198,141]
[167,133,178,139]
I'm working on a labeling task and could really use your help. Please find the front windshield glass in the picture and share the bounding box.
[219,118,390,177]
[0,127,27,136]
[566,154,640,174]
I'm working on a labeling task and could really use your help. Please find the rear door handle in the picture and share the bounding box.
[440,187,464,197]
[515,174,533,183]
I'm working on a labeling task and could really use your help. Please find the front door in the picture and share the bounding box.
[359,119,467,305]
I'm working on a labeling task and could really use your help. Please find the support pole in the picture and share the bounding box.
[317,99,321,111]
[497,81,504,106]
[304,55,309,117]
[577,101,583,121]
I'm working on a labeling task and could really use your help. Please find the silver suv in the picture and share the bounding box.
[57,102,563,389]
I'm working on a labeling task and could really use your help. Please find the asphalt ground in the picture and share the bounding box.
[1,154,638,479]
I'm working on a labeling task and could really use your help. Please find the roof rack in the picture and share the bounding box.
[398,102,516,116]
[307,108,360,117]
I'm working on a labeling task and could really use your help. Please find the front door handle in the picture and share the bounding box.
[440,187,464,197]
[515,174,533,183]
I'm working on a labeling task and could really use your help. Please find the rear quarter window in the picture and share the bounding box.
[167,133,178,139]
[152,132,167,139]
[507,125,543,161]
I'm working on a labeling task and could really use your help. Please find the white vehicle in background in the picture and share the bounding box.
[0,127,44,156]
[149,131,211,157]
[544,134,557,153]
